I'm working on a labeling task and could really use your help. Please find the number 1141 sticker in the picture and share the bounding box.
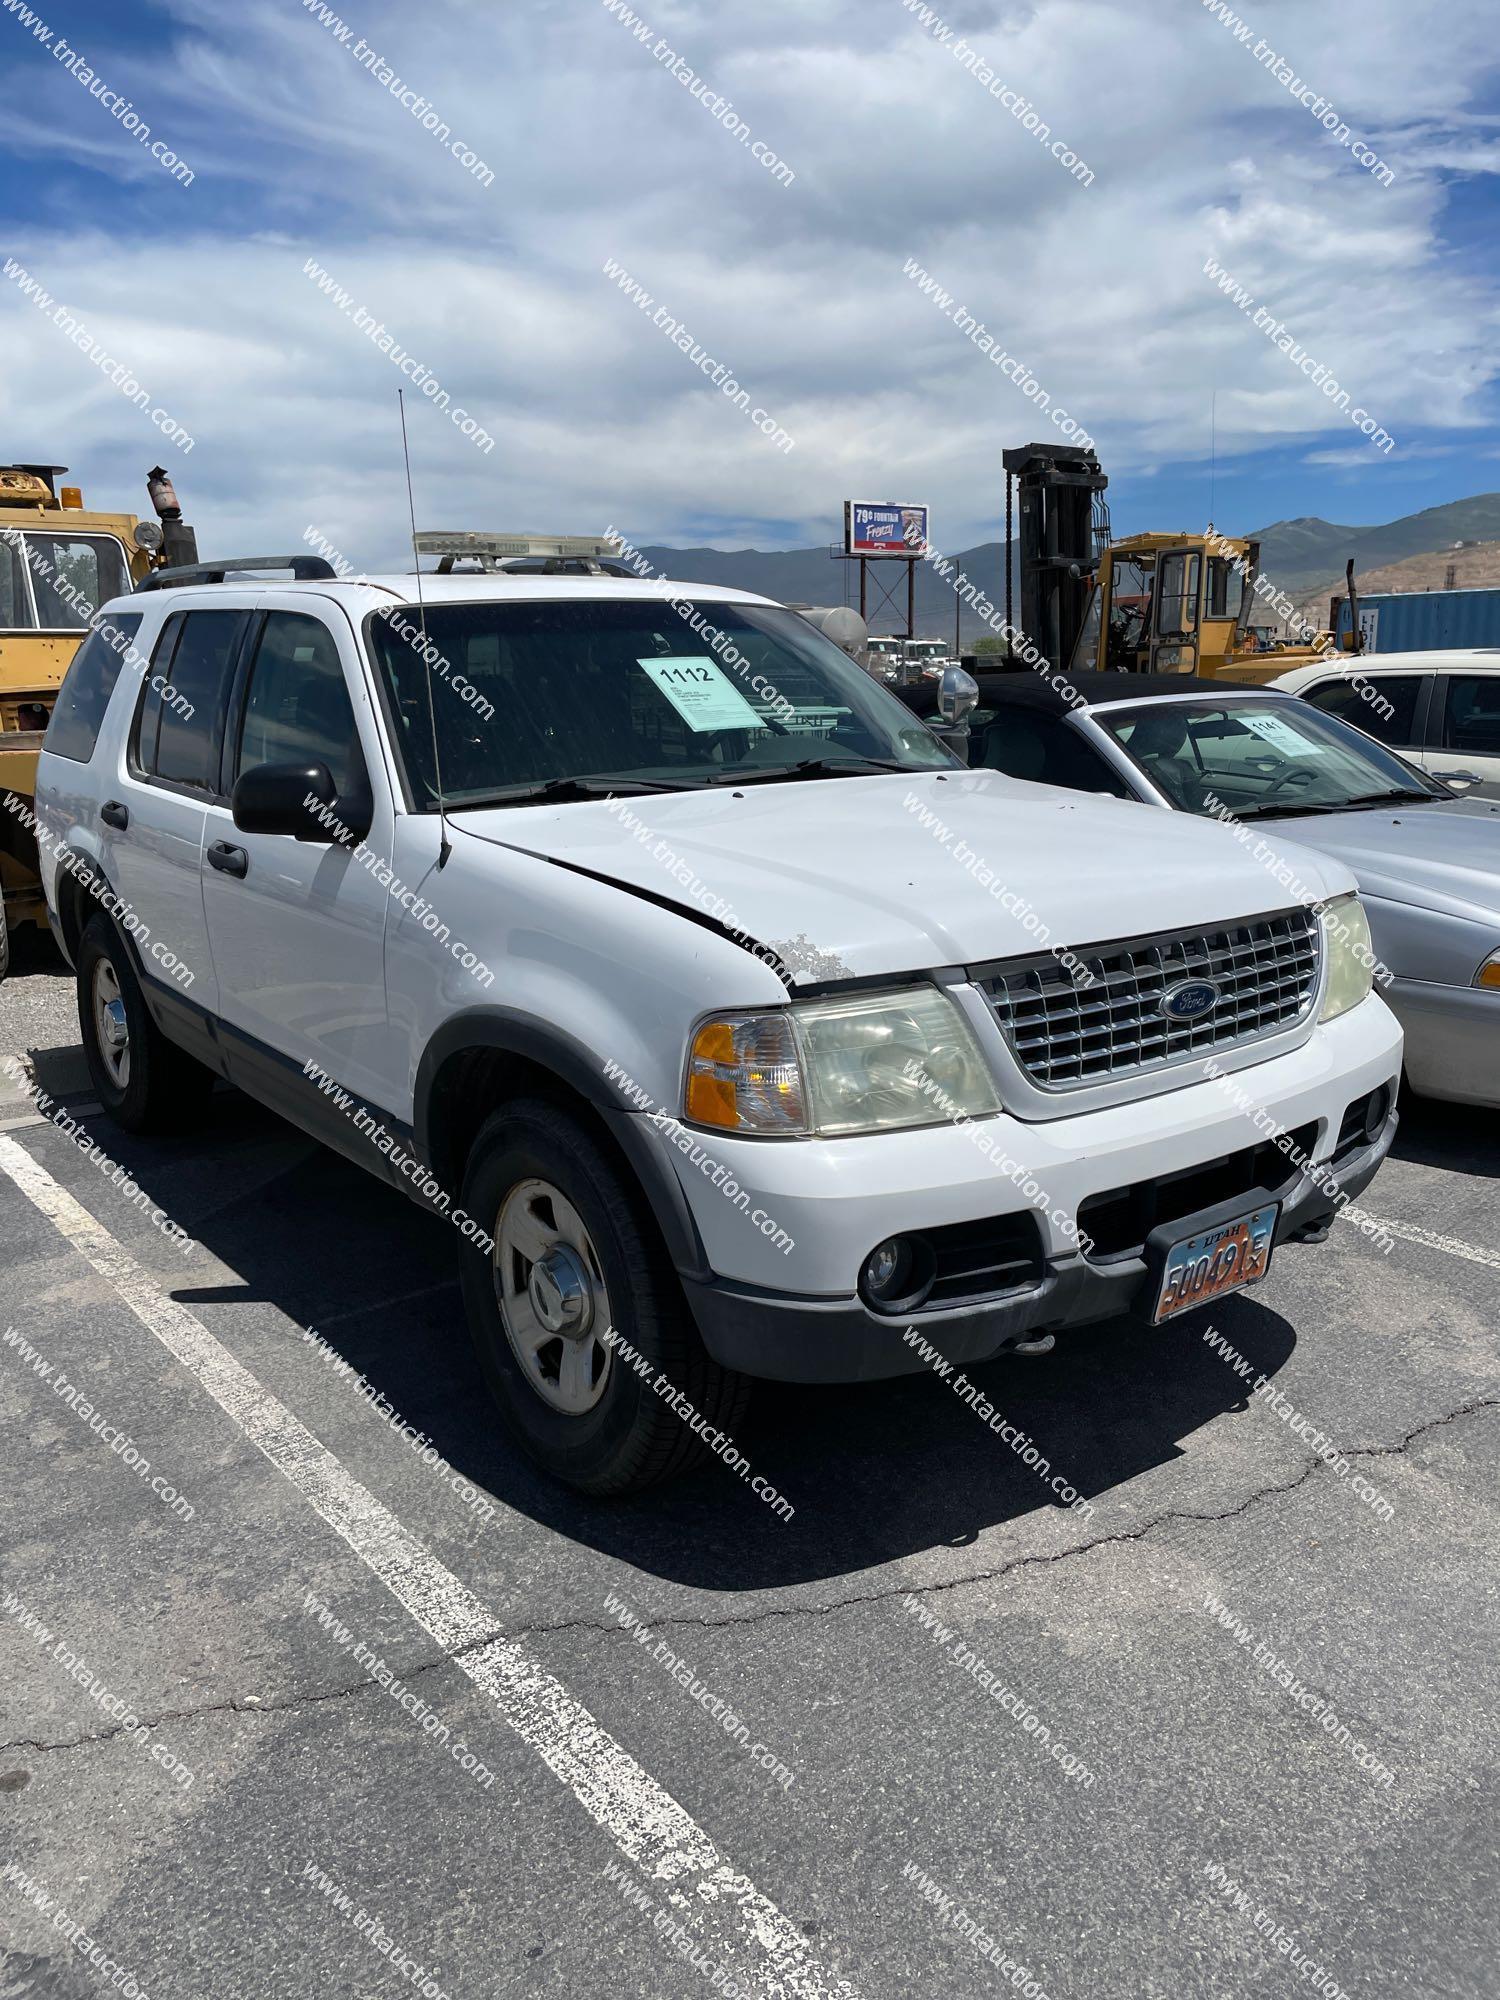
[637,656,763,732]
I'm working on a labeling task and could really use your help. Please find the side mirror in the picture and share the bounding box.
[232,762,369,843]
[938,666,979,725]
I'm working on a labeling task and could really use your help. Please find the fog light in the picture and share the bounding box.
[865,1240,905,1294]
[1363,1085,1391,1144]
[859,1235,936,1313]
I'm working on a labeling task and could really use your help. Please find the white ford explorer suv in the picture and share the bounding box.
[35,560,1402,1494]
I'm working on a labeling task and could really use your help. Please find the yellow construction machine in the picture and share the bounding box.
[1069,529,1358,684]
[999,443,1361,685]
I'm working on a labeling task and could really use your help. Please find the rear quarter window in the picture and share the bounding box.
[43,614,145,764]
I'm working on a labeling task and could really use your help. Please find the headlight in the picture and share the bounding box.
[1476,949,1500,991]
[685,988,1000,1136]
[1318,892,1376,1021]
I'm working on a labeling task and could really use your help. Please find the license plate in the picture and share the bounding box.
[1153,1203,1277,1323]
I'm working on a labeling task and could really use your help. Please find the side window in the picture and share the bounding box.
[0,534,33,628]
[976,711,1130,795]
[1155,552,1201,636]
[27,534,130,629]
[44,614,144,763]
[1302,674,1422,747]
[235,612,364,793]
[137,609,246,792]
[1440,676,1500,755]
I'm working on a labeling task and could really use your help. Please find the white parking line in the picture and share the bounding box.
[1340,1205,1500,1272]
[0,1133,856,2000]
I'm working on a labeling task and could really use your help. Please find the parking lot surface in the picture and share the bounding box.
[2,946,1497,2000]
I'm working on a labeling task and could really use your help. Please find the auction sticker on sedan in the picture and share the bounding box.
[1154,1203,1277,1322]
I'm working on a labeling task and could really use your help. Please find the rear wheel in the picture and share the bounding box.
[458,1099,750,1495]
[77,914,215,1133]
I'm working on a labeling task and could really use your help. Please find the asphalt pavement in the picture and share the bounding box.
[2,939,1497,2000]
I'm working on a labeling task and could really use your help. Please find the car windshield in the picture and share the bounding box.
[366,597,957,808]
[1094,695,1447,817]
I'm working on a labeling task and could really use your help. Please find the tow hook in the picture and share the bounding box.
[1007,1332,1056,1357]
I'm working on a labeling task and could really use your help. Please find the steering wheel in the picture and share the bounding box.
[1261,761,1322,798]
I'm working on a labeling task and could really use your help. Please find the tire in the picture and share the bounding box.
[458,1099,751,1496]
[76,913,215,1133]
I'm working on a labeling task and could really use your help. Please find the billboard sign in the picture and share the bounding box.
[845,501,929,559]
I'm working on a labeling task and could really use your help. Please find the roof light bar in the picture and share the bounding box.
[415,531,617,564]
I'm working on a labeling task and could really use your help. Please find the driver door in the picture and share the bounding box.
[201,600,399,1113]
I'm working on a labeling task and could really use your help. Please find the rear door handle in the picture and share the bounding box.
[101,800,129,831]
[207,841,249,879]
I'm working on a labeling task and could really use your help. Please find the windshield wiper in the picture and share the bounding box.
[703,756,920,787]
[1333,788,1443,810]
[1230,799,1352,821]
[1235,787,1439,820]
[454,776,690,808]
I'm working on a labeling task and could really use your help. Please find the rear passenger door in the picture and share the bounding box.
[1423,674,1500,798]
[103,605,252,1016]
[201,601,398,1113]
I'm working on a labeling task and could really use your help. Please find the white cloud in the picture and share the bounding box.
[2,0,1498,559]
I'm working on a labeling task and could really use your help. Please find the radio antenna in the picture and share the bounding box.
[1208,387,1218,531]
[399,388,451,868]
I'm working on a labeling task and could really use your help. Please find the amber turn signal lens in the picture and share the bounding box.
[684,1015,805,1134]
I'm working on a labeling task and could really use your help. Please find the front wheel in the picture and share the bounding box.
[458,1100,750,1495]
[76,914,215,1133]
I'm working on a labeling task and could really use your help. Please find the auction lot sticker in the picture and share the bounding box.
[637,656,762,731]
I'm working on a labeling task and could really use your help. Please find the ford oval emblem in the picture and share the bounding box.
[1161,978,1221,1022]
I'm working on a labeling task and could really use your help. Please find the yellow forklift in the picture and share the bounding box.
[999,443,1360,684]
[0,462,195,975]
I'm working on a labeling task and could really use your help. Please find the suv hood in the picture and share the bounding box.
[455,770,1355,983]
[1267,795,1500,925]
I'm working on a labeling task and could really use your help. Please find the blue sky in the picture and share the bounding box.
[4,0,1500,567]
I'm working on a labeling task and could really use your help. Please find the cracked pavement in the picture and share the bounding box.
[1,966,1498,1999]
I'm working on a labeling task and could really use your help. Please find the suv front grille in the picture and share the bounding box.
[975,907,1320,1090]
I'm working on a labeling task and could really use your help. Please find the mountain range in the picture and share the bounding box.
[633,492,1500,642]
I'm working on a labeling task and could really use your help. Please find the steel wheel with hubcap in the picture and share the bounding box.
[459,1100,751,1494]
[495,1177,613,1416]
[91,957,132,1093]
[76,913,215,1133]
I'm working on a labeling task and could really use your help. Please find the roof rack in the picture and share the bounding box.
[135,555,339,592]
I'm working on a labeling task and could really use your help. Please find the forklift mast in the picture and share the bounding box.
[1001,442,1108,673]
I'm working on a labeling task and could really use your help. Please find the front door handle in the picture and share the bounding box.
[1438,768,1482,787]
[101,800,129,831]
[207,841,249,879]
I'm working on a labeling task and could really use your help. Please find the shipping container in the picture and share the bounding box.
[1335,586,1500,654]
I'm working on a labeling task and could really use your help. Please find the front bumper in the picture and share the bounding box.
[650,994,1404,1383]
[681,1110,1395,1381]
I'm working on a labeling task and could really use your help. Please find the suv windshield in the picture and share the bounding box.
[1095,695,1446,817]
[367,597,956,808]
